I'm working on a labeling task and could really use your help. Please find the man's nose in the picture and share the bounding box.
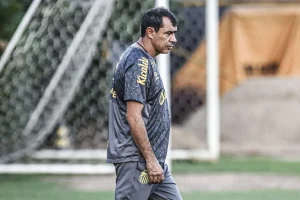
[170,34,177,43]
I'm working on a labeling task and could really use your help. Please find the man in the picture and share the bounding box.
[107,7,182,200]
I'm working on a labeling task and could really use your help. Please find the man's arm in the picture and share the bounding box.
[126,100,164,184]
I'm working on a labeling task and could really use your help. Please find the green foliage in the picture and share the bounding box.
[0,0,31,40]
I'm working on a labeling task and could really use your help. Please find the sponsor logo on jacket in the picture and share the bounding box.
[137,57,148,85]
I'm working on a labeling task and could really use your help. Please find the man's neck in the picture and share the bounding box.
[137,37,158,57]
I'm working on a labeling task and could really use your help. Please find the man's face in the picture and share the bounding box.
[152,17,177,55]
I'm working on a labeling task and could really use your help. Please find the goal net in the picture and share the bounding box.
[0,0,219,174]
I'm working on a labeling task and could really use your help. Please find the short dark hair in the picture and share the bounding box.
[140,7,177,37]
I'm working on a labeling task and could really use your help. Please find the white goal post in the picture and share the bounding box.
[0,0,219,174]
[156,0,220,163]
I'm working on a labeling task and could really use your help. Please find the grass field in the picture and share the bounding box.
[1,156,300,200]
[173,156,300,175]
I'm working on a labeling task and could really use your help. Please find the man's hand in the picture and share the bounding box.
[146,160,164,184]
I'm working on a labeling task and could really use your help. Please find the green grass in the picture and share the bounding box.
[1,175,300,200]
[183,190,300,200]
[0,175,113,200]
[1,156,300,200]
[173,156,300,175]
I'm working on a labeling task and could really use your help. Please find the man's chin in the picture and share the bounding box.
[161,49,171,54]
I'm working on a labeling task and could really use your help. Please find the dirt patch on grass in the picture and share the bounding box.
[47,173,300,192]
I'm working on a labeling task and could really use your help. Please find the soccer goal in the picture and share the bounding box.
[0,0,220,174]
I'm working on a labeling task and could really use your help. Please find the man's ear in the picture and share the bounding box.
[146,27,155,39]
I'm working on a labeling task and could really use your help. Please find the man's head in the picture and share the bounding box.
[140,7,178,55]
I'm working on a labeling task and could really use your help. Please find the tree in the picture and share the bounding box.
[0,0,31,54]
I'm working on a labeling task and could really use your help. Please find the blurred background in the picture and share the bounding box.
[1,0,300,200]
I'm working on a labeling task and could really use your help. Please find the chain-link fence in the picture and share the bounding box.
[0,0,116,162]
[0,0,217,163]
